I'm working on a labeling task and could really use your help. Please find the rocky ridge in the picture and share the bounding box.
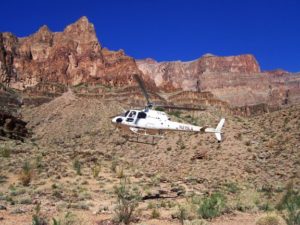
[137,55,300,107]
[1,16,300,113]
[0,16,151,91]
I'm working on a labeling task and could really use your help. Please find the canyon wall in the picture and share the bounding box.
[1,16,300,113]
[137,55,300,107]
[0,16,153,91]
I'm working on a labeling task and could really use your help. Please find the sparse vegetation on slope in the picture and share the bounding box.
[0,92,299,224]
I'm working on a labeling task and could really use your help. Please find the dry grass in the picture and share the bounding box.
[256,213,286,225]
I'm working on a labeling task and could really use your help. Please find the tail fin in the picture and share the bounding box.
[215,118,225,142]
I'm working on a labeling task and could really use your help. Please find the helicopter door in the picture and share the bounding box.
[126,111,137,123]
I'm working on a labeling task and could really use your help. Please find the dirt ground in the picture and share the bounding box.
[0,91,299,224]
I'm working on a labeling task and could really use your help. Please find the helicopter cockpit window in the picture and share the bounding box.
[124,111,130,117]
[128,111,136,118]
[126,111,136,122]
[137,112,147,119]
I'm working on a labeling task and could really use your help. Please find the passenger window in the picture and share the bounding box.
[137,112,147,119]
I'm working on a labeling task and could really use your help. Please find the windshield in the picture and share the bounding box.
[124,111,130,117]
[128,111,136,118]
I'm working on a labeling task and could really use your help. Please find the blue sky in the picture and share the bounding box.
[1,0,300,72]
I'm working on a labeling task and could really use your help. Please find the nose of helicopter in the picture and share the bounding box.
[111,117,123,124]
[111,117,117,124]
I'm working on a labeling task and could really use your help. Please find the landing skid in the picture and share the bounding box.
[118,127,164,145]
[127,134,163,145]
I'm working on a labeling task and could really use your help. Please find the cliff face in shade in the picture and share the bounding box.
[137,55,300,107]
[0,84,28,140]
[0,16,148,90]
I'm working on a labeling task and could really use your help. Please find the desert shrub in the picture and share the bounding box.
[0,175,7,183]
[52,189,63,199]
[19,161,33,186]
[169,110,182,118]
[114,178,141,225]
[234,189,260,212]
[155,106,165,111]
[111,159,118,173]
[19,198,32,205]
[92,163,101,178]
[175,204,189,225]
[147,202,155,209]
[197,192,226,219]
[35,155,43,172]
[149,175,160,187]
[173,202,198,223]
[52,219,60,225]
[276,182,300,225]
[32,203,47,225]
[151,208,160,219]
[52,212,78,225]
[160,200,175,209]
[260,183,274,199]
[73,159,81,175]
[116,166,125,179]
[0,147,11,157]
[224,182,240,194]
[259,202,274,212]
[256,213,285,225]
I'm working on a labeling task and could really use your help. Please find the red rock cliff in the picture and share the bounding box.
[137,54,300,107]
[0,17,148,90]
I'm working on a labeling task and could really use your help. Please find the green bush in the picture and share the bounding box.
[116,166,125,179]
[276,182,300,225]
[19,161,33,186]
[151,208,160,219]
[256,213,285,225]
[169,110,182,118]
[111,159,118,173]
[92,164,101,178]
[155,106,165,112]
[0,148,11,157]
[234,189,260,212]
[32,203,47,225]
[35,155,43,172]
[198,192,226,219]
[177,205,188,225]
[73,159,81,175]
[224,182,240,194]
[52,212,78,225]
[114,178,141,225]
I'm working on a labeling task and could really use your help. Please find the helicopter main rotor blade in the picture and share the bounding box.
[133,74,151,106]
[155,105,206,111]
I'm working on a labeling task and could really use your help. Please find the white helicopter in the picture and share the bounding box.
[111,74,225,143]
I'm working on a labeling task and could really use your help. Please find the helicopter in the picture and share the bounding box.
[111,74,225,143]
